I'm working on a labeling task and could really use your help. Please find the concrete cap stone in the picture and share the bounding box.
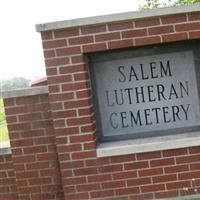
[36,3,200,32]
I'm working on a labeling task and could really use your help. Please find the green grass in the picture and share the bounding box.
[0,122,9,141]
[0,99,9,142]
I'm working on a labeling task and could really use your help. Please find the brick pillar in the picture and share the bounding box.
[4,89,64,200]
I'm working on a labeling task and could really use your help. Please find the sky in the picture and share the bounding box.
[0,0,144,81]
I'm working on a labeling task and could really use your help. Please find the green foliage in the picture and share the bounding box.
[140,0,200,9]
[0,77,30,92]
[0,99,9,141]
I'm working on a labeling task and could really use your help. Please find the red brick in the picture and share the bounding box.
[76,183,100,192]
[46,67,57,75]
[59,64,87,74]
[13,155,35,163]
[102,180,126,189]
[150,158,175,167]
[135,18,160,27]
[155,190,179,199]
[62,177,86,185]
[122,29,147,38]
[127,177,151,186]
[58,144,81,152]
[56,127,79,135]
[135,36,161,46]
[130,193,154,200]
[62,81,90,92]
[78,107,93,116]
[176,154,200,164]
[108,21,133,31]
[67,116,94,126]
[81,25,107,34]
[18,113,42,122]
[41,31,53,40]
[4,99,15,107]
[81,124,96,133]
[43,39,66,49]
[60,161,84,169]
[74,166,97,175]
[65,192,89,200]
[49,92,74,102]
[95,32,120,42]
[164,164,189,174]
[113,171,137,180]
[82,43,107,53]
[189,31,200,39]
[141,184,165,193]
[64,99,92,108]
[84,141,97,150]
[162,32,188,42]
[76,89,92,98]
[137,151,161,160]
[178,171,200,180]
[188,12,200,21]
[23,146,47,154]
[70,134,95,143]
[68,36,93,45]
[16,96,39,105]
[163,148,187,157]
[176,22,200,32]
[15,171,39,179]
[88,174,112,182]
[149,25,174,35]
[108,39,133,49]
[6,116,17,123]
[98,164,123,173]
[139,168,163,177]
[48,85,60,93]
[28,177,52,185]
[63,186,75,193]
[110,155,135,163]
[166,180,191,190]
[48,75,72,84]
[91,190,114,198]
[11,138,33,147]
[52,110,76,118]
[190,163,200,170]
[45,57,69,67]
[43,50,55,58]
[56,46,81,56]
[161,14,187,24]
[71,55,84,64]
[36,152,56,161]
[74,72,89,81]
[152,174,177,183]
[115,187,139,195]
[72,151,96,160]
[54,28,79,38]
[125,161,149,170]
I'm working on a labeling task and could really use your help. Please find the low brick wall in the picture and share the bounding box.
[1,86,64,200]
[0,154,18,200]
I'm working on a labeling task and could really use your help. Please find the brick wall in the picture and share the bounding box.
[0,154,18,200]
[1,91,64,200]
[40,9,200,200]
[1,6,200,200]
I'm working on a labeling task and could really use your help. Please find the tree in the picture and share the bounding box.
[0,77,30,92]
[140,0,200,9]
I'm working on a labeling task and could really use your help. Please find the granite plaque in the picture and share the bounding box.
[90,42,200,141]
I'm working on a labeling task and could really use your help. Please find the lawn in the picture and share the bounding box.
[0,99,9,142]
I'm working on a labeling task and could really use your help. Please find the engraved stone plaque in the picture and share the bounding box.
[89,42,200,141]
